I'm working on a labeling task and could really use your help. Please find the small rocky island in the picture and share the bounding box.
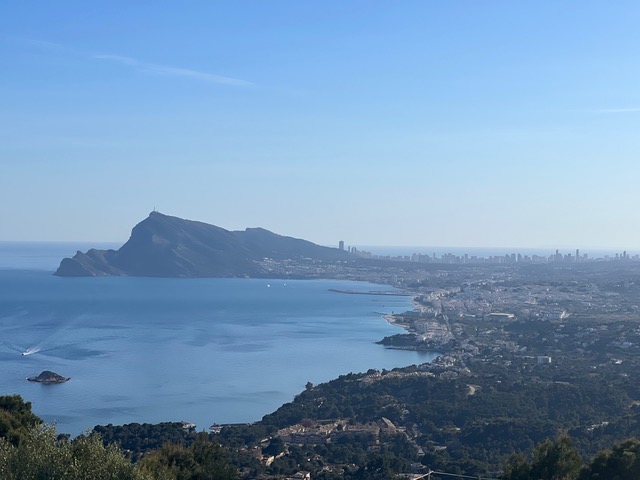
[27,371,70,384]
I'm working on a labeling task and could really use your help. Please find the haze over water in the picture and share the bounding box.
[0,243,435,435]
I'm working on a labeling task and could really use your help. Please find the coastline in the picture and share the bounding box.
[378,294,453,355]
[1,269,428,436]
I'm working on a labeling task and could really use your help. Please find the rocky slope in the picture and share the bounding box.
[54,212,346,277]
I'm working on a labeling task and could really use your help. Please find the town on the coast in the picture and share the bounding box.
[7,213,640,479]
[90,245,640,479]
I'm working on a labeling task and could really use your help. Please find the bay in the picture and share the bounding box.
[0,244,436,436]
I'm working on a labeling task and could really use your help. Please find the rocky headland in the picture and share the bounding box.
[54,212,347,277]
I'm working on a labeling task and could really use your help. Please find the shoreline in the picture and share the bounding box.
[1,273,426,436]
[329,288,412,296]
[378,293,453,355]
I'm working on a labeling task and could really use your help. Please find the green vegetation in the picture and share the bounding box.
[581,437,640,480]
[503,435,583,480]
[241,359,640,475]
[138,432,236,480]
[5,392,640,479]
[504,436,640,480]
[0,396,235,480]
[0,425,143,480]
[93,422,196,462]
[0,394,42,446]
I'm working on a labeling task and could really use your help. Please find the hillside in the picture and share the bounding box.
[54,212,346,277]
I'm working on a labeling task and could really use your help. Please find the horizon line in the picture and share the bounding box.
[0,240,637,255]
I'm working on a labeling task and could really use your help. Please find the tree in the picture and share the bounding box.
[581,437,640,480]
[502,453,532,480]
[0,424,145,479]
[503,435,583,480]
[0,395,42,446]
[530,435,583,480]
[138,432,236,480]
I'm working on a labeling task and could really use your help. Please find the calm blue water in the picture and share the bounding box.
[0,243,434,435]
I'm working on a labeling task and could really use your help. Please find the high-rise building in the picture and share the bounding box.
[339,240,344,251]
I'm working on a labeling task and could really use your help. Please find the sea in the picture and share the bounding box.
[0,242,436,435]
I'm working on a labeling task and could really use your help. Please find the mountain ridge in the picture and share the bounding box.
[54,212,346,277]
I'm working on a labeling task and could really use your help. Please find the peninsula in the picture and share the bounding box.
[54,212,347,277]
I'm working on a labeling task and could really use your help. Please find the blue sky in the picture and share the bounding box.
[1,1,639,250]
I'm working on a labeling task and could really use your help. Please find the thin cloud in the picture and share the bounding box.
[596,107,640,113]
[2,35,65,50]
[94,54,253,87]
[21,38,65,50]
[6,37,253,87]
[94,54,138,66]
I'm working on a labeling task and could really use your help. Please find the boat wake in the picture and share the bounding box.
[21,346,41,356]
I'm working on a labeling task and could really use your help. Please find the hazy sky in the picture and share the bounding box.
[1,1,639,250]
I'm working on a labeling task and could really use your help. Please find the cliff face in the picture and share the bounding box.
[54,212,345,277]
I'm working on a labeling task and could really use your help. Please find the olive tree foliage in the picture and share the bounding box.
[0,424,148,480]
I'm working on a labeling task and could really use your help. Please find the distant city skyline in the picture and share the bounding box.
[351,245,636,258]
[2,2,640,248]
[352,245,639,264]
